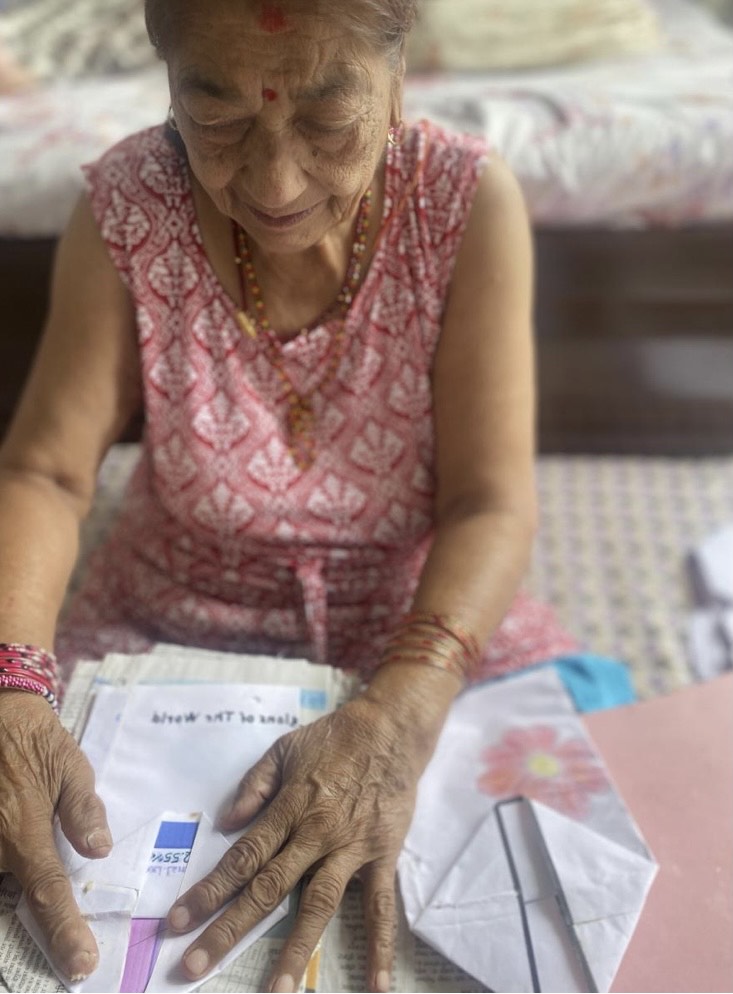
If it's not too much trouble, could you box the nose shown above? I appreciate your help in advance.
[243,124,308,212]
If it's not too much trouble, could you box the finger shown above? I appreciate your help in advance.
[10,822,99,982]
[57,749,112,859]
[180,846,310,982]
[362,860,398,994]
[169,794,293,932]
[218,744,283,831]
[267,854,357,994]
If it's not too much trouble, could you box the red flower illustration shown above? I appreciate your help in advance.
[477,724,609,818]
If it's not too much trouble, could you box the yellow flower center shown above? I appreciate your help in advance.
[526,752,561,778]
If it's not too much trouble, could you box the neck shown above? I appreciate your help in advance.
[237,181,379,339]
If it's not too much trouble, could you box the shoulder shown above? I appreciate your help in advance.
[81,125,190,266]
[390,121,521,296]
[456,154,532,279]
[82,124,188,204]
[397,119,490,200]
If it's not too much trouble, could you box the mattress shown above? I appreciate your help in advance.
[0,0,732,236]
[70,444,733,703]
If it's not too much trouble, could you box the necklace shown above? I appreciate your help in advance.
[233,188,372,469]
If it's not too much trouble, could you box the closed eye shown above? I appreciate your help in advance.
[188,117,253,140]
[297,119,353,141]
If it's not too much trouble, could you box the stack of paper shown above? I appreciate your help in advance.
[687,522,733,679]
[9,646,354,994]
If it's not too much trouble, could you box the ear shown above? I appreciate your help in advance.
[390,53,406,128]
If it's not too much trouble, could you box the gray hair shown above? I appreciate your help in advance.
[145,0,418,70]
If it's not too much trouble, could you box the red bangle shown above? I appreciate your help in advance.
[380,611,483,683]
[0,643,59,712]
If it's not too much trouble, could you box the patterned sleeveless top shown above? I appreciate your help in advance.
[59,121,575,679]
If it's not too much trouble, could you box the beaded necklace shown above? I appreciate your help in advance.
[233,188,372,470]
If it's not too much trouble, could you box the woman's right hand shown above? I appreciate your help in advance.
[0,691,112,982]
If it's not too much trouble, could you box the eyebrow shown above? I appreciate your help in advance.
[178,71,240,101]
[298,72,367,103]
[177,67,369,105]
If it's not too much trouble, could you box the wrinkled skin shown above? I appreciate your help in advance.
[0,692,112,982]
[167,687,448,993]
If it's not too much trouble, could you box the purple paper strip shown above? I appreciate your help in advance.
[120,918,165,994]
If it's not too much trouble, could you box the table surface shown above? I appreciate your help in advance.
[584,673,733,994]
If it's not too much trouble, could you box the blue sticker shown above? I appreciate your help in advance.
[300,688,327,711]
[154,820,199,849]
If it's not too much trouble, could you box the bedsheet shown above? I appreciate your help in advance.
[69,445,733,702]
[1,0,732,236]
[403,0,733,226]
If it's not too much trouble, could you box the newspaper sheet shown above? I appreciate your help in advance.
[0,649,486,993]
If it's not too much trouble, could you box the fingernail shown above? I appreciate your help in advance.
[86,828,112,852]
[184,947,209,978]
[65,949,97,981]
[272,974,295,993]
[169,905,191,930]
[376,969,391,992]
[220,800,241,826]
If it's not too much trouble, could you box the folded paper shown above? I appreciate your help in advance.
[399,669,657,992]
[413,797,657,993]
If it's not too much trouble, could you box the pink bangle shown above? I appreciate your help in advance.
[0,643,59,712]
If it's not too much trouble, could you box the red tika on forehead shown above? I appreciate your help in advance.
[259,4,288,32]
[262,88,278,101]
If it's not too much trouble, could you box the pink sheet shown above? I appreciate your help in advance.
[584,674,733,993]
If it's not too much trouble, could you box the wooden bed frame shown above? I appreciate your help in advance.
[1,223,732,454]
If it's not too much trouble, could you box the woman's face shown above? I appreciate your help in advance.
[167,1,398,253]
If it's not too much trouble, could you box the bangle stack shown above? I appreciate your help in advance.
[379,611,483,683]
[0,643,59,712]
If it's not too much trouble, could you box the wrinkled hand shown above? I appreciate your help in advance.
[168,672,455,993]
[0,691,112,981]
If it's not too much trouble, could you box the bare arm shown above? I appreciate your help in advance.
[0,192,142,982]
[413,155,537,633]
[0,192,142,645]
[367,155,537,719]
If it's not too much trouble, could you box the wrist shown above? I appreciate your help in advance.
[379,610,482,682]
[0,642,59,712]
[363,660,461,762]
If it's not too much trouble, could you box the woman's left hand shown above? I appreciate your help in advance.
[166,667,457,993]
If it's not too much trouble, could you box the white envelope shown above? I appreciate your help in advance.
[399,669,658,993]
[412,796,657,993]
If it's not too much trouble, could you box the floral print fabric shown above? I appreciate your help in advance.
[58,121,577,680]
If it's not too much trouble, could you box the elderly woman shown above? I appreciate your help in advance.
[0,0,576,990]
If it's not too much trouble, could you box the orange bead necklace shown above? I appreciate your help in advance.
[233,189,372,469]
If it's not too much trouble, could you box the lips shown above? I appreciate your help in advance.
[245,201,320,229]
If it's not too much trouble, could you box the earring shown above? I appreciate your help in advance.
[167,106,178,132]
[387,123,403,147]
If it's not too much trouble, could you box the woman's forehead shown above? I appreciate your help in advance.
[169,6,378,100]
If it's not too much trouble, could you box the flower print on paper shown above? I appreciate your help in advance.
[477,725,609,818]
